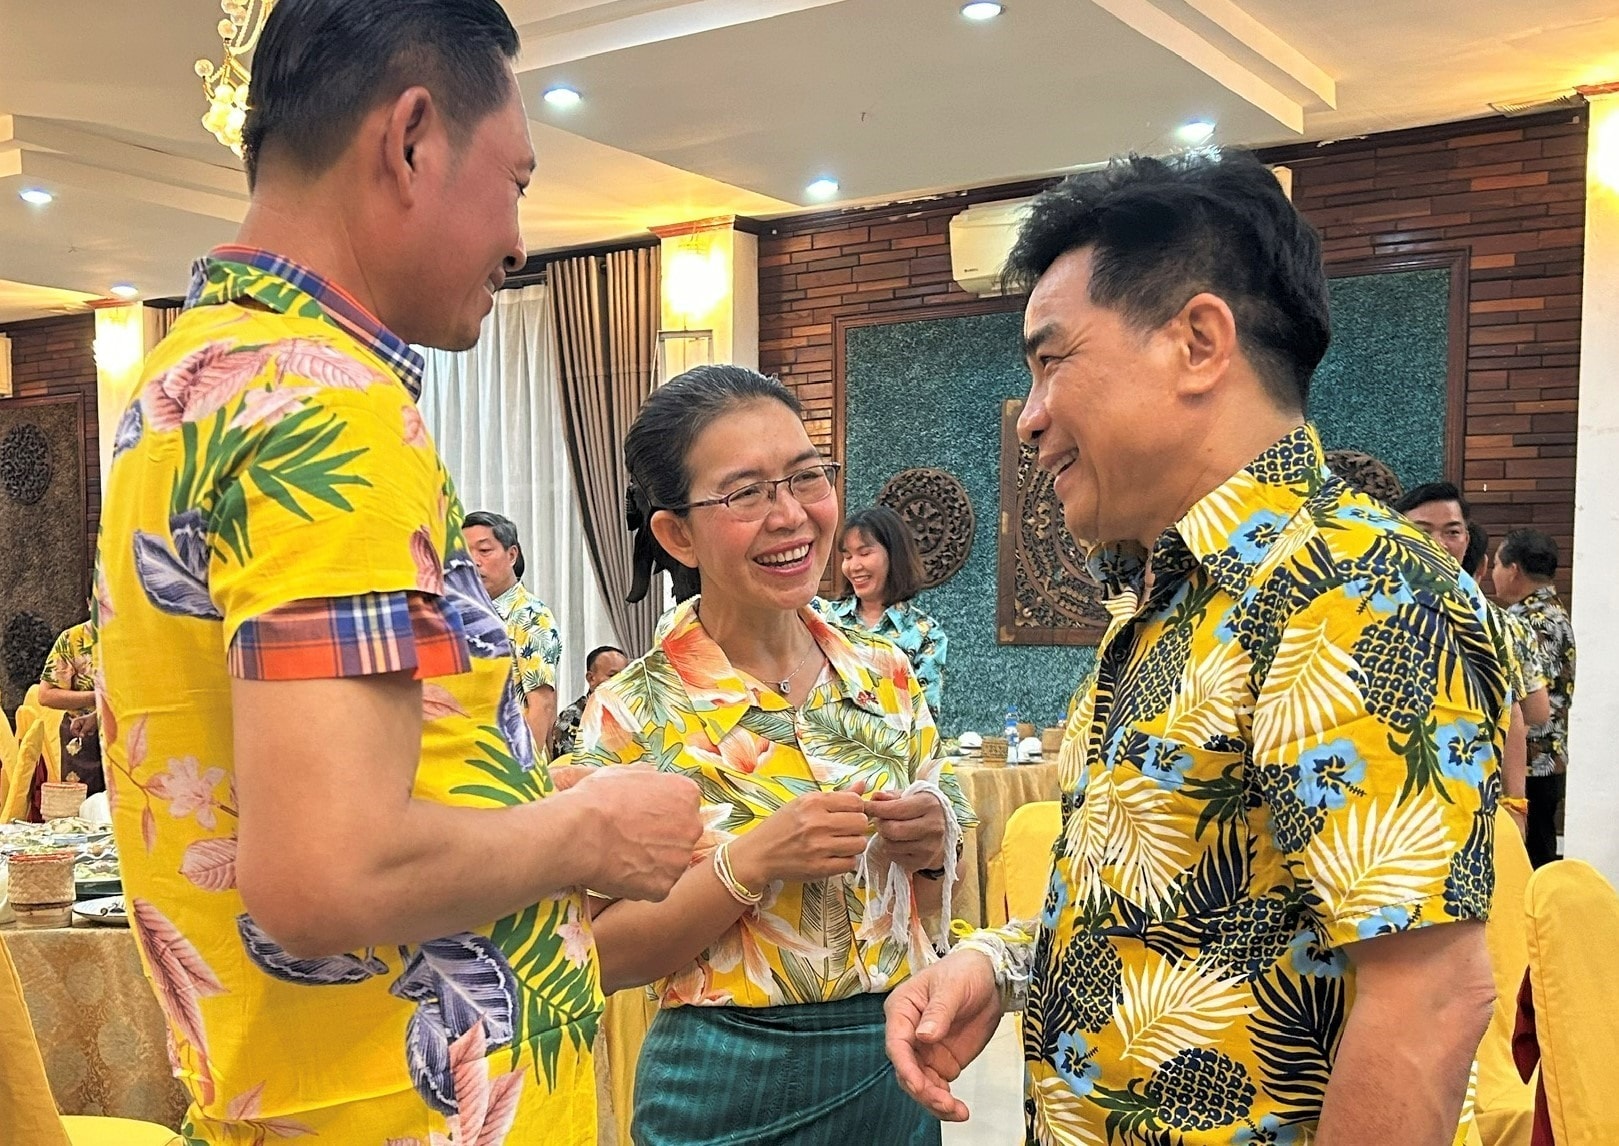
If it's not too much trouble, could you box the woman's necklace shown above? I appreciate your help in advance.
[773,635,819,696]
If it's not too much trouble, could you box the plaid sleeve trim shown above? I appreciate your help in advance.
[229,591,472,682]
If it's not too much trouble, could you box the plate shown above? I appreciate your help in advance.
[76,878,122,899]
[73,895,127,925]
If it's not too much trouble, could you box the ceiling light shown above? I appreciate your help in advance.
[543,86,582,109]
[962,2,1003,18]
[1177,120,1216,145]
[109,284,141,300]
[19,188,54,205]
[805,178,840,200]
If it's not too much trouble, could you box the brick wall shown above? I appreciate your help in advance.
[757,110,1585,597]
[0,313,99,560]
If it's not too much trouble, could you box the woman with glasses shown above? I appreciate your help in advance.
[826,505,949,722]
[574,364,975,1144]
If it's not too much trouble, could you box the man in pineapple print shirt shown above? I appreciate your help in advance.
[886,151,1509,1146]
[92,2,700,1142]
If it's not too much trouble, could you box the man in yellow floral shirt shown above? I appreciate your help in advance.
[887,151,1509,1146]
[464,510,563,750]
[93,3,699,1142]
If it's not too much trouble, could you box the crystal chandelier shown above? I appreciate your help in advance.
[194,0,277,158]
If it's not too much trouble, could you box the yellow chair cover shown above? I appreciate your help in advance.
[1,721,45,824]
[0,935,180,1145]
[15,685,41,741]
[1473,809,1535,1146]
[1525,858,1619,1145]
[600,989,658,1145]
[0,706,18,802]
[15,684,61,787]
[993,800,1061,924]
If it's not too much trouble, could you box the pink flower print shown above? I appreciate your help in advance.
[403,405,430,448]
[141,342,270,432]
[229,384,318,430]
[147,756,227,829]
[412,526,445,594]
[558,902,591,968]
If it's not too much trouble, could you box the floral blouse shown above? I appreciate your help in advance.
[573,597,976,1009]
[41,620,97,711]
[824,596,948,720]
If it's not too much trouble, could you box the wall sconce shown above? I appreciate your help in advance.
[663,236,729,323]
[1592,101,1619,192]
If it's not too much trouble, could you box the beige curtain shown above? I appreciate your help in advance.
[549,247,661,655]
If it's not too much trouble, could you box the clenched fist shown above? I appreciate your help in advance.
[566,768,702,901]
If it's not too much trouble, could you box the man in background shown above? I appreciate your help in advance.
[464,509,562,749]
[1493,528,1576,866]
[1397,482,1549,838]
[551,644,627,758]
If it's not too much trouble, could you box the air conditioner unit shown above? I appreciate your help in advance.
[949,197,1034,297]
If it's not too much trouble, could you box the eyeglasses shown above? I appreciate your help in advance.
[663,462,841,522]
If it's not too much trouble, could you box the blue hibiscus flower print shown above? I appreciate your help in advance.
[1234,1113,1305,1145]
[1333,502,1393,527]
[1228,510,1290,564]
[1294,738,1367,810]
[1053,1031,1102,1097]
[1437,719,1491,787]
[1041,873,1071,930]
[1286,929,1348,978]
[1140,740,1194,792]
[1356,904,1412,941]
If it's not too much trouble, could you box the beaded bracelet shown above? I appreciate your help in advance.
[712,842,763,907]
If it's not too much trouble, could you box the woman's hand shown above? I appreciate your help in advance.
[728,786,869,888]
[864,790,947,873]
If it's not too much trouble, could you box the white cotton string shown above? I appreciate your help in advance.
[854,779,963,971]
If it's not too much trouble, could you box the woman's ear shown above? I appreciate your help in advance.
[650,509,698,570]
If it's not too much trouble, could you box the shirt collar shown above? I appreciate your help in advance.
[830,596,910,630]
[1086,423,1325,602]
[1521,585,1559,610]
[491,580,526,619]
[186,245,426,399]
[659,596,889,746]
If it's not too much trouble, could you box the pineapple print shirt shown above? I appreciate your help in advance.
[96,249,601,1145]
[492,579,562,698]
[1005,424,1510,1146]
[574,596,976,1008]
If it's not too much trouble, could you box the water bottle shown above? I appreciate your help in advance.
[1004,704,1020,765]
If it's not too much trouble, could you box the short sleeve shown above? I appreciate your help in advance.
[40,629,76,688]
[1253,590,1493,950]
[571,678,649,768]
[205,384,449,650]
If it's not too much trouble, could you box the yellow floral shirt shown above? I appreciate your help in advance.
[574,597,976,1008]
[41,620,97,709]
[96,249,599,1145]
[1001,425,1509,1146]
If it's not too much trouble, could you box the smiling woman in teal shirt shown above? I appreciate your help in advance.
[828,505,949,721]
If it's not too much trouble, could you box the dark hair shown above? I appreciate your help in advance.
[1395,481,1472,521]
[1324,448,1403,504]
[243,0,520,189]
[842,505,925,607]
[1499,528,1559,581]
[623,365,803,604]
[1463,521,1490,579]
[462,510,524,580]
[585,646,626,674]
[1002,150,1329,410]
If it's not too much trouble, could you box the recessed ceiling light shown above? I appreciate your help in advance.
[543,86,582,108]
[1177,120,1216,145]
[961,2,1004,19]
[19,188,53,205]
[805,177,840,199]
[109,284,140,300]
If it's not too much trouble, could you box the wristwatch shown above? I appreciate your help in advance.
[917,838,965,881]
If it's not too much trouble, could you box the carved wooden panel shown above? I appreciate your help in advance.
[876,467,974,590]
[996,398,1108,645]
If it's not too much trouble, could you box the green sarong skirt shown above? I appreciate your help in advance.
[631,991,942,1145]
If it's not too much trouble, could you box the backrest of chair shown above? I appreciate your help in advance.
[1526,859,1619,1145]
[1002,800,1062,921]
[0,707,17,794]
[1,720,45,824]
[1475,809,1535,1116]
[0,935,75,1146]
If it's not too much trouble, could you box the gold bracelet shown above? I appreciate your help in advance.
[712,842,763,907]
[1501,796,1530,813]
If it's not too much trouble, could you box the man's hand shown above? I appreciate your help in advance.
[884,949,1003,1121]
[564,767,702,901]
[864,790,947,872]
[547,764,595,792]
[68,712,100,740]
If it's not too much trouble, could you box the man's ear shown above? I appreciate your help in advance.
[378,85,438,204]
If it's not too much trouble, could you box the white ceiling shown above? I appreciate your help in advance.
[1,0,1616,322]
